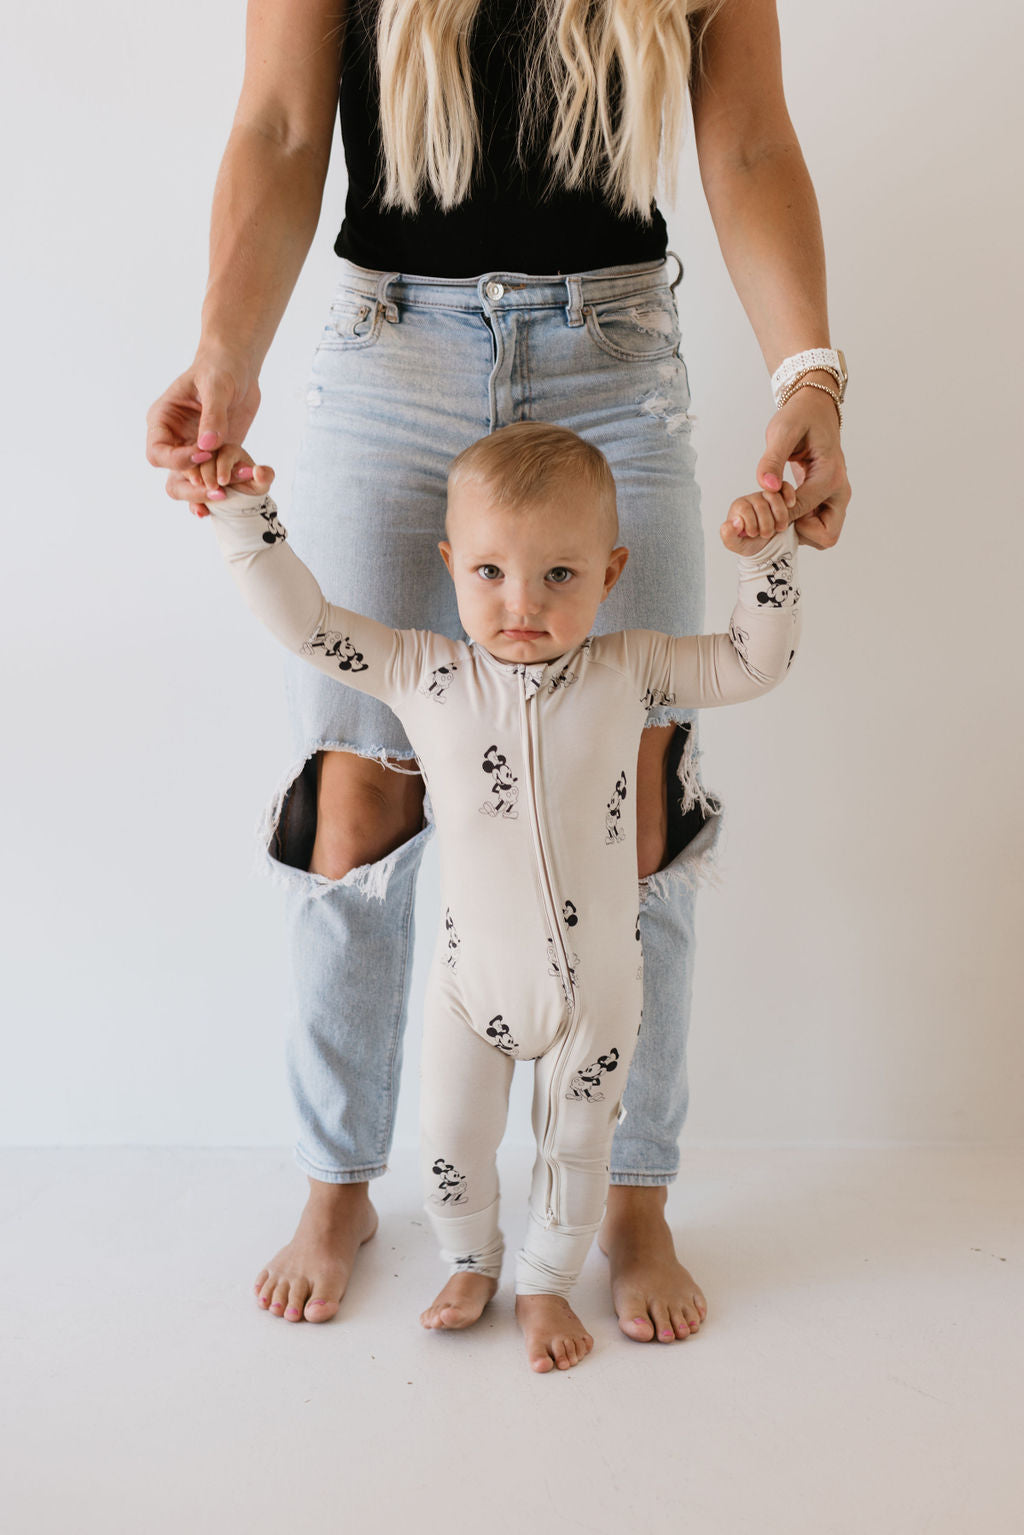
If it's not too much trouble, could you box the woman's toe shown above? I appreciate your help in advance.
[304,1288,339,1323]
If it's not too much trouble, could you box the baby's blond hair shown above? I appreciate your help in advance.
[447,422,618,542]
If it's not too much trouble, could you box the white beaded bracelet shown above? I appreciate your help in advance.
[771,348,847,407]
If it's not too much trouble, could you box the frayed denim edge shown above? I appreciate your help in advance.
[253,741,430,904]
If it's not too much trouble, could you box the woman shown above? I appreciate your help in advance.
[147,0,850,1340]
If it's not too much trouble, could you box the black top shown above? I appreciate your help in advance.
[334,0,669,276]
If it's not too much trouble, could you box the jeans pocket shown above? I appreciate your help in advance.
[583,291,681,362]
[317,293,386,352]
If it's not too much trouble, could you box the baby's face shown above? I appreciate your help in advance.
[440,480,628,664]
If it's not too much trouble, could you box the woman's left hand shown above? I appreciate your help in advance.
[755,385,851,550]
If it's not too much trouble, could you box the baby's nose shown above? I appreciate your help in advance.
[506,582,543,617]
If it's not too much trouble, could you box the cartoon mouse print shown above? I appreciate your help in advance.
[430,1159,468,1205]
[444,908,460,971]
[635,910,644,981]
[641,685,677,709]
[484,1014,519,1055]
[257,503,286,545]
[729,621,772,687]
[546,938,580,996]
[302,628,369,674]
[605,770,628,844]
[754,551,800,609]
[479,744,519,819]
[420,661,459,704]
[548,664,577,695]
[565,1048,620,1102]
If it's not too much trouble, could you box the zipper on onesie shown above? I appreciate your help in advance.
[515,665,579,1229]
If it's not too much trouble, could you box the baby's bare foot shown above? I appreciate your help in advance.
[254,1179,378,1324]
[515,1293,594,1373]
[599,1185,706,1343]
[420,1272,497,1330]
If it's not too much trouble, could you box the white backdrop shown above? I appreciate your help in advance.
[2,0,1021,1149]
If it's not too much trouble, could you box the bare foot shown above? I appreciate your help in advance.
[598,1185,707,1343]
[254,1178,378,1323]
[420,1272,497,1331]
[515,1294,594,1373]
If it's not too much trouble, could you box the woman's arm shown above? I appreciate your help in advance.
[146,0,346,504]
[690,0,851,548]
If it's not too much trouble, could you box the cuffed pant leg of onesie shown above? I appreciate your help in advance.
[517,1005,642,1297]
[420,986,513,1281]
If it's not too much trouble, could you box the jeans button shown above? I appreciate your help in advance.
[485,281,505,301]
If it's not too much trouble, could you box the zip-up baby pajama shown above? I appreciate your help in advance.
[209,490,801,1297]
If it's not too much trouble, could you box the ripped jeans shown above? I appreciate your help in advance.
[265,256,721,1185]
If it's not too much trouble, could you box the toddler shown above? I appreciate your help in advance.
[195,421,802,1372]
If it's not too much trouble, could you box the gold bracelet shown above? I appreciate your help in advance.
[776,377,843,429]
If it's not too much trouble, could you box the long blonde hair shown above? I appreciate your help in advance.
[376,0,721,217]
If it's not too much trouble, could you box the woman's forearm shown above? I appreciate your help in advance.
[697,137,832,374]
[199,121,332,373]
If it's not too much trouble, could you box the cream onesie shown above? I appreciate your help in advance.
[207,489,801,1296]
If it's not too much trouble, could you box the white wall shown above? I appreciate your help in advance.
[2,0,1021,1149]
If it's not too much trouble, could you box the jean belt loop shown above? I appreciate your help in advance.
[564,275,585,328]
[375,271,401,324]
[667,251,684,291]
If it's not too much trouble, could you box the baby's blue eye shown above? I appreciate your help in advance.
[477,565,502,581]
[547,567,573,585]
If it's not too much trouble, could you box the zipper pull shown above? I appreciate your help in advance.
[543,1207,556,1229]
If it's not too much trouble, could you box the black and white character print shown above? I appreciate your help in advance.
[453,1255,479,1269]
[546,938,580,996]
[754,550,800,610]
[419,661,459,704]
[484,1014,519,1055]
[430,1159,468,1205]
[257,502,287,544]
[605,770,628,844]
[302,628,369,674]
[444,908,460,971]
[635,910,644,982]
[565,1048,620,1102]
[562,900,579,928]
[641,685,677,709]
[729,621,773,687]
[547,663,577,695]
[479,744,519,819]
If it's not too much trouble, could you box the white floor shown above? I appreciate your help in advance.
[2,1145,1021,1535]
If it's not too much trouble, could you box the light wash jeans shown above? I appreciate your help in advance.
[263,256,721,1185]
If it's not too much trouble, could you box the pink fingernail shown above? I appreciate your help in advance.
[207,488,225,500]
[285,1307,300,1318]
[764,473,781,490]
[235,466,253,480]
[198,431,219,451]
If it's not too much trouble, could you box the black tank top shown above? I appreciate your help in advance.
[334,0,669,277]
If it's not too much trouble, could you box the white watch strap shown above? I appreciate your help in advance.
[771,349,847,405]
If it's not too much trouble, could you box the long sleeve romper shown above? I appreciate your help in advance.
[208,489,802,1296]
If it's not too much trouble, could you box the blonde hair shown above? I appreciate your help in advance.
[448,422,618,539]
[377,0,722,218]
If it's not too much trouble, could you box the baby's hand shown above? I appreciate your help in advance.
[719,482,797,556]
[184,443,276,518]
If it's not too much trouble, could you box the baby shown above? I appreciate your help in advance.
[195,421,802,1372]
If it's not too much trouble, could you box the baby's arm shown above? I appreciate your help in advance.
[202,479,405,705]
[631,504,803,709]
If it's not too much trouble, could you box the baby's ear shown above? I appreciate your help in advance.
[438,541,454,575]
[602,546,629,597]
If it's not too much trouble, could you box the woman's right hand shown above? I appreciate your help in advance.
[146,356,262,517]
